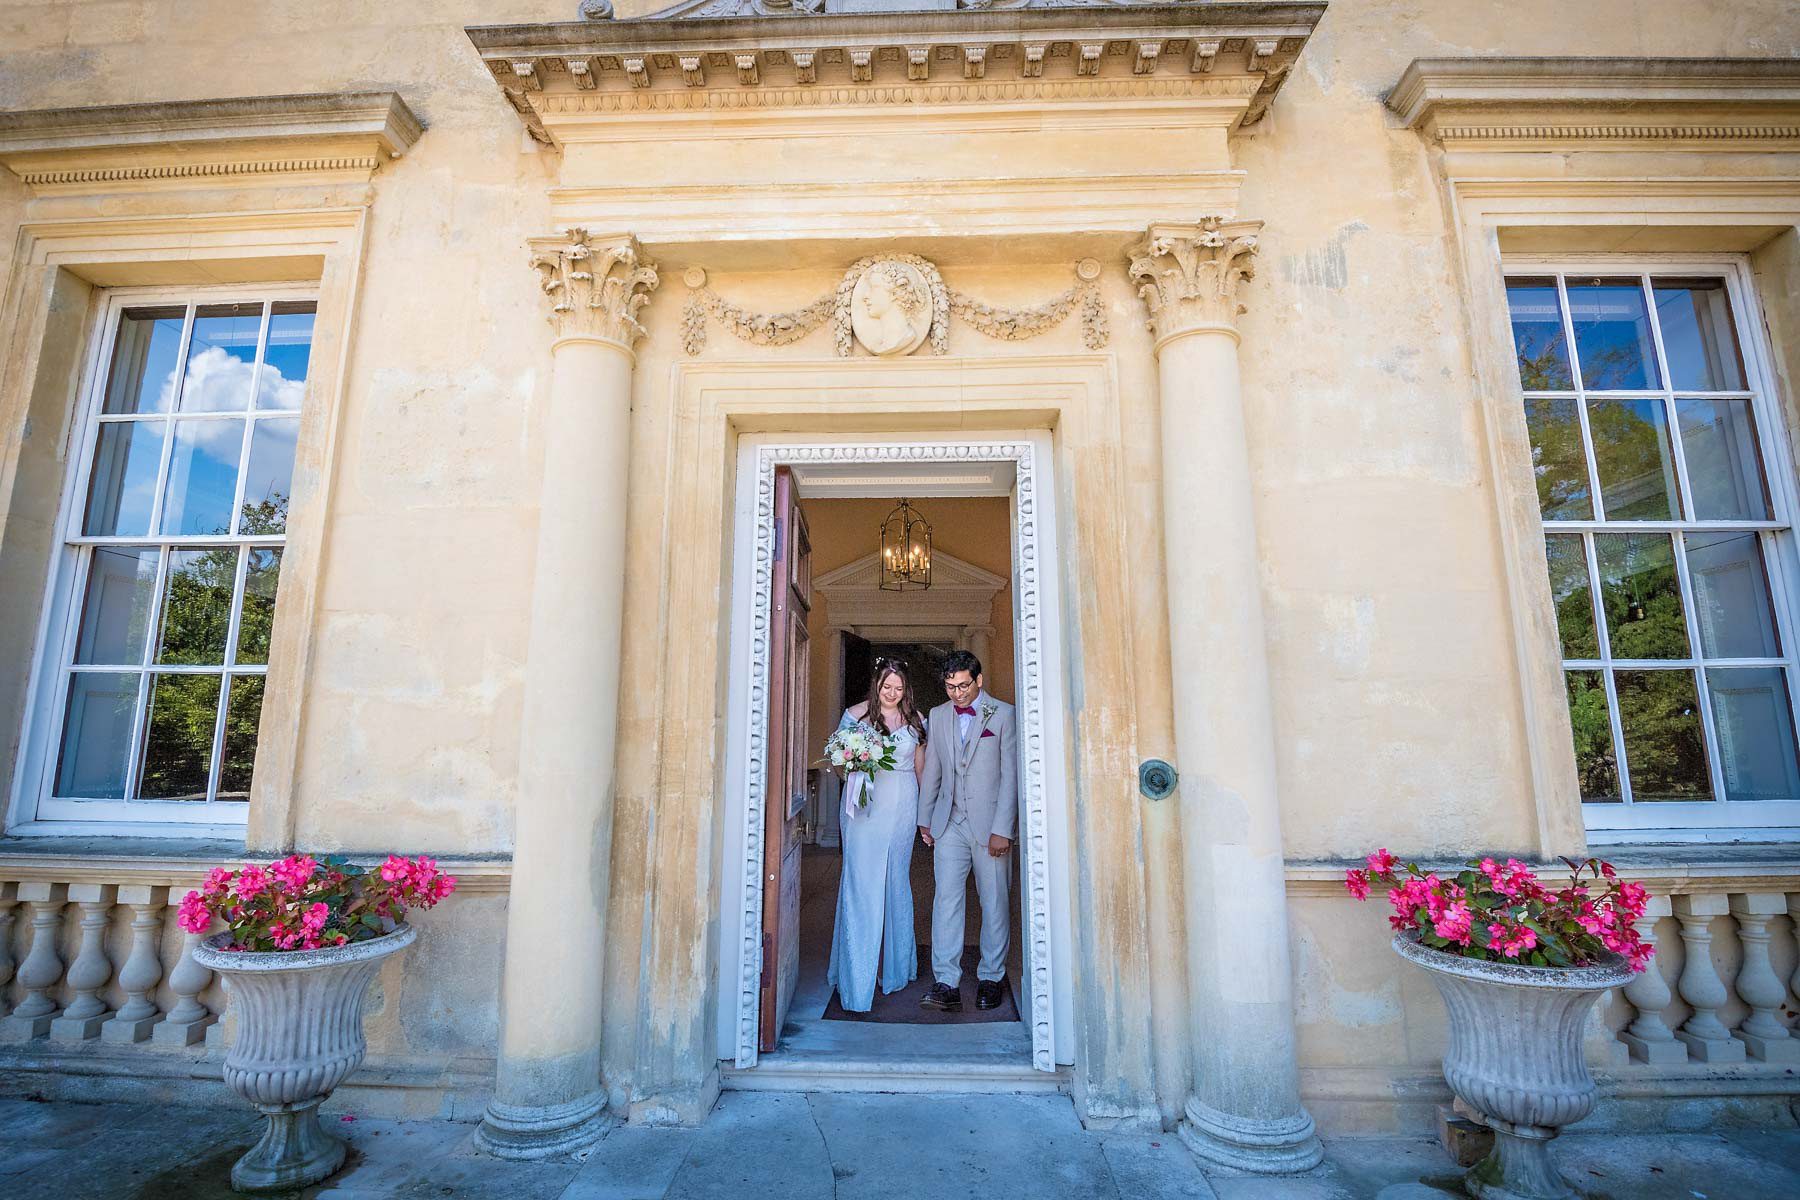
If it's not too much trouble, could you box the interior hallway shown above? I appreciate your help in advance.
[771,840,1029,1064]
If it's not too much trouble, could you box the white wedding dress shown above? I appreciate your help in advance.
[826,710,920,1012]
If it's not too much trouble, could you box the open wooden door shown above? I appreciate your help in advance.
[759,467,811,1053]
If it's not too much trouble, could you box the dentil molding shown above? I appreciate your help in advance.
[1127,217,1261,346]
[466,4,1322,143]
[0,92,422,197]
[528,228,661,348]
[1388,57,1800,148]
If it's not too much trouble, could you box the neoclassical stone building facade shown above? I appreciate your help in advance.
[2,0,1799,1172]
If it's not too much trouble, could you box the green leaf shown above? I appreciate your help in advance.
[1528,950,1547,967]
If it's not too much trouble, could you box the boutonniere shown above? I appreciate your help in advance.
[979,701,997,722]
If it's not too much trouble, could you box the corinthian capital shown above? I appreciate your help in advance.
[1126,218,1262,346]
[528,229,660,349]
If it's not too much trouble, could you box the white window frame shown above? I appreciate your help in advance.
[1506,253,1800,842]
[7,282,318,838]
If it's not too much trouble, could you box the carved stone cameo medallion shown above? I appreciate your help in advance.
[850,261,932,357]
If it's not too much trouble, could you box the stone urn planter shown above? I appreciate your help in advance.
[194,924,416,1193]
[1394,932,1633,1200]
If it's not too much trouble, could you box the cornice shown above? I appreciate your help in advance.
[466,3,1323,142]
[0,91,423,196]
[1388,57,1800,147]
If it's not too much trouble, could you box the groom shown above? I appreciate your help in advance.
[916,650,1017,1012]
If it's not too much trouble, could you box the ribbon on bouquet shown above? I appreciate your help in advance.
[842,771,867,820]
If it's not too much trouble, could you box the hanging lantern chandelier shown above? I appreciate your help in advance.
[879,498,932,591]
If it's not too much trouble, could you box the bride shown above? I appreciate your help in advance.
[827,657,926,1012]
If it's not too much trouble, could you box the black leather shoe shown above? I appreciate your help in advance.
[976,979,1005,1010]
[919,982,962,1011]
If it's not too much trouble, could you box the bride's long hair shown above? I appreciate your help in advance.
[863,658,926,741]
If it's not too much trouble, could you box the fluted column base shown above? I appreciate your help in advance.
[1178,1096,1324,1174]
[475,1092,610,1160]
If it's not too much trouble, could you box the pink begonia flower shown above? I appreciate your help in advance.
[1366,849,1397,876]
[202,867,233,898]
[1433,901,1475,946]
[235,864,271,899]
[380,855,411,883]
[271,855,319,896]
[1344,869,1371,900]
[177,890,211,934]
[429,875,457,903]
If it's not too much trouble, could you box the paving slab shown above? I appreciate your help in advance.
[563,1126,698,1200]
[1549,1130,1800,1200]
[313,1116,479,1194]
[1100,1135,1220,1200]
[807,1091,1118,1200]
[665,1091,834,1200]
[385,1150,583,1200]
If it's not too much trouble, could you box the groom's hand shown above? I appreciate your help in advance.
[918,825,934,847]
[987,834,1011,857]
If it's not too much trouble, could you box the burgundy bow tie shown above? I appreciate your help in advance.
[954,705,975,715]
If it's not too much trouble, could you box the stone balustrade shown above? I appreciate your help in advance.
[0,851,509,1059]
[0,872,222,1049]
[1607,882,1800,1067]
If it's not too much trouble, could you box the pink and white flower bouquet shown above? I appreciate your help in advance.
[178,853,457,952]
[818,722,897,813]
[1345,850,1653,972]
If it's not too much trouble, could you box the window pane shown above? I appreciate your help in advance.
[154,547,237,665]
[1685,531,1780,659]
[1565,670,1621,802]
[1677,398,1772,520]
[159,418,244,536]
[1653,279,1744,391]
[74,546,160,665]
[1523,397,1592,520]
[1567,278,1658,390]
[53,672,140,798]
[82,421,166,537]
[259,303,314,410]
[1588,398,1680,520]
[240,418,298,534]
[1614,669,1713,802]
[179,303,262,413]
[217,675,265,800]
[1707,668,1800,801]
[137,673,221,801]
[1594,533,1689,659]
[1506,279,1573,390]
[235,548,282,665]
[102,306,184,415]
[1544,535,1599,658]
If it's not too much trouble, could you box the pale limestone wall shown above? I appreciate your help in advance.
[1,0,1798,1128]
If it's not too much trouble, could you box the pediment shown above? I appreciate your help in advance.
[816,547,1006,594]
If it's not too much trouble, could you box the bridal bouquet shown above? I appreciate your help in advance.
[818,721,898,813]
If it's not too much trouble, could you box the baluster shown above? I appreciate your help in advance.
[101,885,168,1044]
[0,882,68,1040]
[1729,893,1800,1062]
[50,883,117,1039]
[1619,896,1686,1064]
[151,888,215,1047]
[0,883,17,991]
[1671,893,1747,1063]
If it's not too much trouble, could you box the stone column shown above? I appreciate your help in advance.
[965,625,995,671]
[1128,219,1322,1173]
[477,230,659,1159]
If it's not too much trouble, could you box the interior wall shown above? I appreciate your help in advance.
[798,495,1015,756]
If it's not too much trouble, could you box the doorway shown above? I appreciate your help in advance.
[718,437,1074,1082]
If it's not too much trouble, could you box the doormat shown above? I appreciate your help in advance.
[822,944,1019,1025]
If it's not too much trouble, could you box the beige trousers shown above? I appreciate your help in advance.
[930,814,1011,986]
